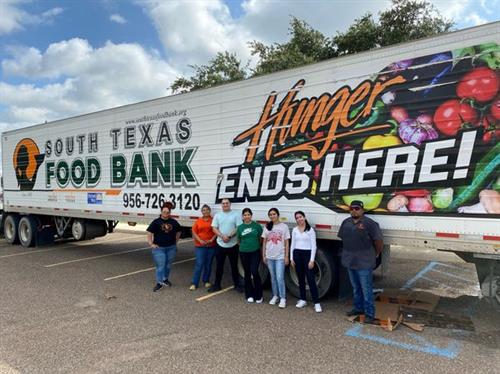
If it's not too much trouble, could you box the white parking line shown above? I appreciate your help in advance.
[44,239,194,268]
[196,286,234,302]
[0,235,141,259]
[44,246,151,268]
[104,257,196,281]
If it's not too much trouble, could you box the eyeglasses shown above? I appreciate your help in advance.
[349,207,361,211]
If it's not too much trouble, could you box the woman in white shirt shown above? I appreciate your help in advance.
[290,211,322,313]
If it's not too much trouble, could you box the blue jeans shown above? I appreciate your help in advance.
[152,245,177,283]
[347,268,375,318]
[267,258,286,299]
[191,246,216,286]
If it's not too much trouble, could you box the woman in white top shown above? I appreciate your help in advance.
[262,208,290,308]
[290,211,322,313]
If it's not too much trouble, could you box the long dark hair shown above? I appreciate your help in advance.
[294,211,311,232]
[266,208,280,231]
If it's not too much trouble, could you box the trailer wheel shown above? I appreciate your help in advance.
[285,248,335,300]
[4,214,20,244]
[18,216,38,247]
[85,220,107,239]
[72,219,86,241]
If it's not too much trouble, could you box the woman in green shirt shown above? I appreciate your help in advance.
[237,208,263,303]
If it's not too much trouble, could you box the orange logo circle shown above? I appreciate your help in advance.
[13,138,42,180]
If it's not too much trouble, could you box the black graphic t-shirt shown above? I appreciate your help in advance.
[147,217,181,247]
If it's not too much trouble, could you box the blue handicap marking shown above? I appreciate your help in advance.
[345,324,460,359]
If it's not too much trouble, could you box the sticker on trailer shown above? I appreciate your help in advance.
[87,192,103,205]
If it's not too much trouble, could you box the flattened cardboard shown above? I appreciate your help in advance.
[375,301,400,321]
[375,289,439,312]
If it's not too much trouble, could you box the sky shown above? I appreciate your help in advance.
[0,0,499,135]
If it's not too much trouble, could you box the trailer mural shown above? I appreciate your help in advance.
[219,42,500,216]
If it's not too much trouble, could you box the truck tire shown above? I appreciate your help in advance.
[72,219,86,241]
[285,248,335,300]
[18,216,38,247]
[4,214,20,245]
[85,220,107,239]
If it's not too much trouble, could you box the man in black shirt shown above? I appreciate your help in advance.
[147,203,181,292]
[338,200,383,323]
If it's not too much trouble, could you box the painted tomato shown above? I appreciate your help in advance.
[491,98,500,120]
[433,100,478,136]
[457,67,499,102]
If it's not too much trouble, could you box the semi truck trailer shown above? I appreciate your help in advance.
[1,22,499,304]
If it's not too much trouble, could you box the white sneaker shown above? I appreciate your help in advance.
[314,303,323,313]
[247,297,255,303]
[296,300,307,308]
[279,298,286,308]
[255,298,263,304]
[269,296,279,305]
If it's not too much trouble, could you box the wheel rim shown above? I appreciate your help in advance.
[72,221,83,239]
[19,221,30,243]
[5,218,15,240]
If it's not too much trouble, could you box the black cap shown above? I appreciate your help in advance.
[349,200,364,209]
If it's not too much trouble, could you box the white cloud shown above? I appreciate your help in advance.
[464,12,488,26]
[0,39,179,127]
[141,0,254,68]
[110,14,127,24]
[42,7,64,19]
[0,0,64,35]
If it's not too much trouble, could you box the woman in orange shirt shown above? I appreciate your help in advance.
[190,204,217,290]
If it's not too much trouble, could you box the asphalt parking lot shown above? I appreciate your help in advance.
[1,225,499,373]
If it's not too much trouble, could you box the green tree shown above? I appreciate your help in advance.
[170,52,247,93]
[333,0,453,56]
[249,17,333,76]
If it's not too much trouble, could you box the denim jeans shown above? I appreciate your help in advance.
[347,268,375,318]
[191,246,216,286]
[267,258,286,299]
[152,245,177,283]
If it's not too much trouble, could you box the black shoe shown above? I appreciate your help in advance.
[363,316,375,324]
[153,283,163,292]
[207,285,222,293]
[235,286,244,293]
[345,309,363,317]
[163,279,172,287]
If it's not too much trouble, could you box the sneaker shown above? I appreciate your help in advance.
[363,316,375,324]
[247,297,255,303]
[204,282,212,289]
[314,303,323,313]
[189,284,196,291]
[345,309,363,317]
[269,296,279,305]
[278,299,286,308]
[235,286,245,293]
[153,283,163,292]
[255,298,263,304]
[296,300,307,308]
[163,280,172,287]
[207,285,222,293]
